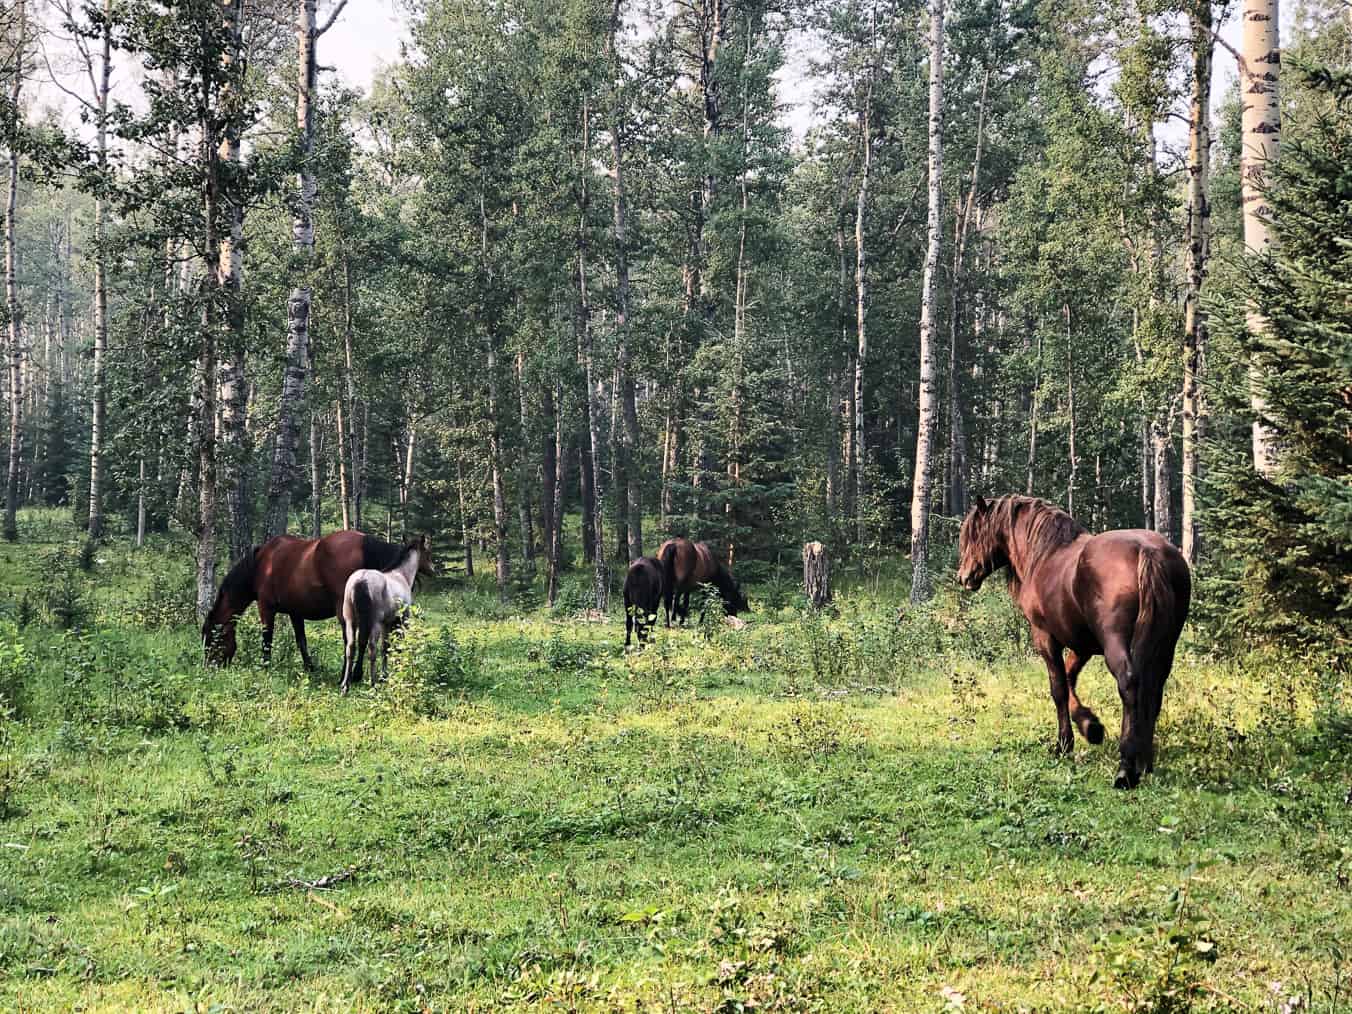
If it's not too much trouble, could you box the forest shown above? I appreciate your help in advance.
[1,0,1350,1009]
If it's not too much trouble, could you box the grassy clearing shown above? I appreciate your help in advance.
[1,511,1349,1011]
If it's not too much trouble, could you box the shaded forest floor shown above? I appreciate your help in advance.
[1,511,1349,1012]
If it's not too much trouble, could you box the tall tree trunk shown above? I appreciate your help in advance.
[1153,416,1174,541]
[516,349,536,570]
[947,67,988,520]
[578,95,608,610]
[86,0,112,541]
[340,252,360,529]
[264,0,335,538]
[1240,0,1281,477]
[1182,0,1213,564]
[853,19,875,545]
[455,455,474,579]
[909,0,945,604]
[335,398,350,529]
[3,0,26,543]
[486,333,511,601]
[540,380,557,549]
[1065,304,1077,516]
[611,0,642,562]
[546,380,566,606]
[309,398,322,537]
[217,0,250,562]
[1027,330,1041,496]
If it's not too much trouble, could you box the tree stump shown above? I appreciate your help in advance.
[803,541,832,608]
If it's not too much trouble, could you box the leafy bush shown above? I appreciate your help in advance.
[379,609,480,717]
[0,620,29,718]
[128,563,198,630]
[44,557,92,630]
[53,628,193,732]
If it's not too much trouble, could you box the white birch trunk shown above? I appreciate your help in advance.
[1182,2,1212,564]
[909,0,944,604]
[263,0,324,539]
[1240,0,1281,477]
[87,0,112,540]
[3,0,26,542]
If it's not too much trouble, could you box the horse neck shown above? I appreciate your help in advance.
[211,588,253,628]
[387,549,419,593]
[1004,512,1078,584]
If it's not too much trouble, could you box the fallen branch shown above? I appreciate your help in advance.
[281,866,359,891]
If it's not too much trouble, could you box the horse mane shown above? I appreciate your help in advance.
[993,495,1086,573]
[203,546,259,637]
[361,534,407,572]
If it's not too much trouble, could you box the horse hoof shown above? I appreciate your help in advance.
[1086,721,1105,745]
[1113,771,1133,790]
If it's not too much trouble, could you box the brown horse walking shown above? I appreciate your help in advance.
[956,495,1191,789]
[203,530,415,671]
[657,538,749,626]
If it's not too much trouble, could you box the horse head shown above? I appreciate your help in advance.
[414,534,436,578]
[203,547,259,665]
[717,566,750,617]
[202,600,240,666]
[957,494,1009,592]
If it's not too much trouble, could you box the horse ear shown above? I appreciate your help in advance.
[975,494,989,513]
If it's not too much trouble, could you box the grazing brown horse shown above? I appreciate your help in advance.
[203,530,413,669]
[623,556,665,647]
[657,538,748,626]
[957,495,1191,789]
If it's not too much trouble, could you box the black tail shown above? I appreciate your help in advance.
[660,543,677,626]
[352,580,375,687]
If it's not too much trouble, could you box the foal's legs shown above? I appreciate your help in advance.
[368,627,381,686]
[1064,651,1106,745]
[1035,633,1075,755]
[340,615,355,693]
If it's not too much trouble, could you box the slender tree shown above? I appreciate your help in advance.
[3,0,26,543]
[909,0,944,603]
[1239,0,1281,477]
[1181,0,1213,563]
[263,0,348,538]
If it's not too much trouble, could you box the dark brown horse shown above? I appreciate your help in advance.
[203,530,413,669]
[657,538,748,626]
[956,495,1191,789]
[623,556,665,647]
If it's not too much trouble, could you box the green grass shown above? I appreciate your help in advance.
[1,509,1349,1011]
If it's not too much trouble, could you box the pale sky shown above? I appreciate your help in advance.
[29,1,1252,161]
[320,0,408,97]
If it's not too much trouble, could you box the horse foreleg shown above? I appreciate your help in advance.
[291,616,315,671]
[259,605,276,665]
[1064,651,1106,745]
[1035,634,1074,756]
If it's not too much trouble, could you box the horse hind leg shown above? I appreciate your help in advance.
[1104,640,1147,790]
[1064,651,1106,745]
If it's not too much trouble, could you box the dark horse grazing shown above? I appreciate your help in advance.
[957,495,1191,789]
[657,538,749,626]
[203,530,413,669]
[623,556,665,647]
